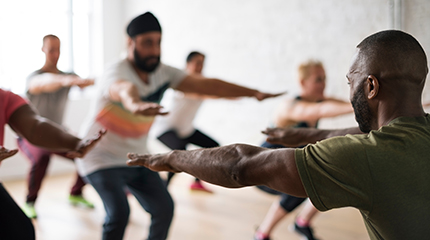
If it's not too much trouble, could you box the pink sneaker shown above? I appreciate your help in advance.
[190,181,213,193]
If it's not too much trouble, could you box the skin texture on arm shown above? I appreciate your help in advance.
[28,73,94,94]
[109,80,168,116]
[127,143,307,197]
[175,75,284,101]
[262,126,363,147]
[8,104,105,157]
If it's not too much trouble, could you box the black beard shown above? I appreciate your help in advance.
[351,86,373,133]
[134,49,160,72]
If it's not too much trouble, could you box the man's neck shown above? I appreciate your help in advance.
[41,62,59,73]
[376,101,426,129]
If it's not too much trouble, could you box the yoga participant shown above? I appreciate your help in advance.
[127,30,430,240]
[255,60,353,240]
[0,88,104,240]
[20,34,95,219]
[76,12,282,240]
[151,51,220,192]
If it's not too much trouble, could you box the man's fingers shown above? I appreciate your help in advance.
[0,148,19,162]
[66,151,80,158]
[2,149,19,157]
[273,91,287,97]
[126,153,146,166]
[68,129,107,159]
[96,129,107,139]
[157,111,169,116]
[8,149,19,156]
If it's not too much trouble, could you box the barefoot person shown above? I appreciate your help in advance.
[127,30,430,239]
[19,34,95,219]
[0,88,104,240]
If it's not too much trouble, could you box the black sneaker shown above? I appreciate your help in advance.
[294,222,319,240]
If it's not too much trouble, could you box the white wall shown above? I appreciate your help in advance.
[122,0,430,144]
[2,0,430,181]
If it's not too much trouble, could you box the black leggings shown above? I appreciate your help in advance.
[0,183,35,240]
[258,141,307,212]
[157,129,219,185]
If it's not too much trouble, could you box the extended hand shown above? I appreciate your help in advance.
[255,91,286,101]
[262,127,305,147]
[0,146,18,162]
[66,129,107,158]
[76,78,95,89]
[127,152,180,173]
[130,102,169,116]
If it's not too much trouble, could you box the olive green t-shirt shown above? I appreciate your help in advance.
[295,114,430,240]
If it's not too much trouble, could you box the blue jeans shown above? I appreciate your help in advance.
[86,167,174,240]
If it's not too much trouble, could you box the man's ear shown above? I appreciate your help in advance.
[127,37,134,48]
[366,75,379,99]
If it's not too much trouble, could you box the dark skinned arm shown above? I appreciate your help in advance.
[8,104,105,157]
[127,144,306,197]
[262,126,363,147]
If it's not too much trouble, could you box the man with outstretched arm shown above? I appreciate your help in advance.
[128,30,430,239]
[19,34,95,218]
[75,12,283,240]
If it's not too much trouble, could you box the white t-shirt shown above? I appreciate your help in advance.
[150,89,203,138]
[76,59,186,176]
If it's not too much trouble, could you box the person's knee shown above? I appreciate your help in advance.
[161,196,174,220]
[152,195,174,221]
[106,206,130,227]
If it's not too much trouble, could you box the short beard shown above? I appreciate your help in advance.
[134,49,160,72]
[351,86,373,133]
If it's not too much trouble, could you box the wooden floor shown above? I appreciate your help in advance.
[3,172,369,240]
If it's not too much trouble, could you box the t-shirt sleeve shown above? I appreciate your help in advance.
[3,90,28,123]
[295,135,373,213]
[162,65,187,89]
[100,62,128,99]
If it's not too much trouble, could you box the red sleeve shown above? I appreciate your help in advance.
[1,89,28,124]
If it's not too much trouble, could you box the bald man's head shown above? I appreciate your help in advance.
[42,34,61,68]
[357,30,428,86]
[348,30,428,133]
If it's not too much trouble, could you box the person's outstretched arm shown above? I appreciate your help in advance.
[109,80,168,116]
[8,104,105,157]
[175,75,285,101]
[28,73,94,94]
[127,143,306,197]
[278,99,353,124]
[262,127,363,147]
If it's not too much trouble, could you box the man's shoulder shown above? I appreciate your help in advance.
[315,133,368,151]
[27,69,44,79]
